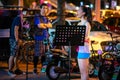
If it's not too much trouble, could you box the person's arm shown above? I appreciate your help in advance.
[13,16,21,42]
[37,22,52,29]
[37,23,47,29]
[44,22,52,28]
[85,22,91,40]
[14,26,19,42]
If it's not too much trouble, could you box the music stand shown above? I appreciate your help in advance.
[54,25,86,80]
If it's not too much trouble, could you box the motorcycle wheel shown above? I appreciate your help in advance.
[46,63,60,80]
[21,41,34,64]
[98,65,112,80]
[98,65,105,80]
[98,52,114,80]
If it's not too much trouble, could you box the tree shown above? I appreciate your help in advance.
[57,0,65,25]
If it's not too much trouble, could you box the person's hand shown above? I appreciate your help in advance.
[16,39,22,46]
[38,23,46,29]
[46,22,52,28]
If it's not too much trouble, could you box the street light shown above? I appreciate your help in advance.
[80,1,83,6]
[90,4,94,8]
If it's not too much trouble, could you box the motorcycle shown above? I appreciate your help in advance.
[98,34,120,80]
[98,51,120,80]
[46,47,96,80]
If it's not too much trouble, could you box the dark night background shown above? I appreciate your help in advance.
[1,0,106,9]
[1,0,91,6]
[66,0,91,6]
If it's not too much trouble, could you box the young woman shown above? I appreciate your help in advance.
[77,6,92,80]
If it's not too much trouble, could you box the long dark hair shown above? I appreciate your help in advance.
[81,6,92,25]
[40,3,48,8]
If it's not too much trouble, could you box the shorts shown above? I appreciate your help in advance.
[9,39,18,56]
[34,40,46,56]
[77,52,90,59]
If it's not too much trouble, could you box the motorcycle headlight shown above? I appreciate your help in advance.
[102,52,114,60]
[116,43,120,50]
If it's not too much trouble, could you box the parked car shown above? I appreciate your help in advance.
[47,9,77,22]
[100,9,112,19]
[100,9,120,20]
[49,19,120,52]
[102,16,120,34]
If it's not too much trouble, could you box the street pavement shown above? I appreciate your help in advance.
[0,61,98,80]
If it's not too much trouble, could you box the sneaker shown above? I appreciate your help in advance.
[14,69,24,75]
[8,70,16,77]
[33,69,38,75]
[41,65,47,73]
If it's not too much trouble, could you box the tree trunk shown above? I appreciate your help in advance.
[57,0,65,25]
[95,0,101,22]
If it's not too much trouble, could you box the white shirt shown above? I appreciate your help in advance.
[77,20,91,53]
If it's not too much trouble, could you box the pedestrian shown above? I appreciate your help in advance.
[33,3,52,74]
[8,8,28,77]
[76,6,92,80]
